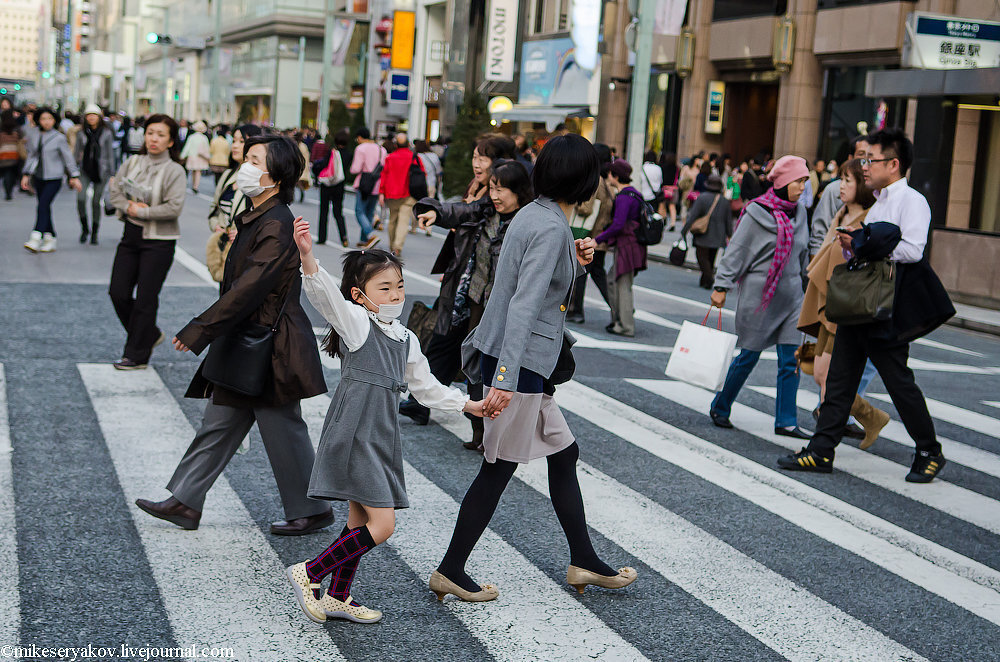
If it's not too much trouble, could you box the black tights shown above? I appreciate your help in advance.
[437,442,614,592]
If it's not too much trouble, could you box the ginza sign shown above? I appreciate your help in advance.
[904,12,1000,69]
[485,0,519,82]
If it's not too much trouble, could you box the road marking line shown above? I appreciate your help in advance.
[172,246,217,287]
[571,329,672,353]
[984,402,1000,410]
[868,392,1000,440]
[632,379,1000,537]
[0,365,20,648]
[430,409,928,660]
[300,394,649,661]
[750,387,1000,480]
[78,365,347,660]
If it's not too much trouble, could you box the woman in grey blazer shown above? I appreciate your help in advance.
[20,107,82,253]
[430,135,638,602]
[73,104,115,244]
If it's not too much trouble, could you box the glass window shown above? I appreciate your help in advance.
[529,0,571,36]
[712,0,786,21]
[971,111,1000,234]
[817,66,905,164]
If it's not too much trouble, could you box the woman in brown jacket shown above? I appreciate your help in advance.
[797,159,889,449]
[135,135,334,536]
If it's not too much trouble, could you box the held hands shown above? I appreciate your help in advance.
[836,232,853,253]
[483,387,514,418]
[172,337,190,352]
[417,210,437,230]
[463,399,497,419]
[575,237,596,266]
[710,290,727,309]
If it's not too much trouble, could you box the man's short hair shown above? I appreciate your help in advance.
[866,127,913,175]
[354,127,371,140]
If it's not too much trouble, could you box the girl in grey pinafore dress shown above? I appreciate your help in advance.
[286,240,484,625]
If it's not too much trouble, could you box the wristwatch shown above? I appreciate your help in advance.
[713,287,728,293]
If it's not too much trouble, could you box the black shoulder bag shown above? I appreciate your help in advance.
[202,289,292,396]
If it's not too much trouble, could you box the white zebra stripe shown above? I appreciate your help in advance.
[78,364,347,661]
[867,392,1000,440]
[430,408,928,662]
[0,365,20,649]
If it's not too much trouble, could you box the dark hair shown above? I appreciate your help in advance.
[839,158,876,209]
[699,161,712,176]
[849,133,868,155]
[355,127,371,140]
[0,109,16,133]
[243,134,304,204]
[34,106,58,128]
[659,151,678,182]
[531,134,600,205]
[643,149,657,163]
[474,133,517,161]
[230,124,263,169]
[866,127,913,175]
[413,139,430,153]
[321,249,404,358]
[594,143,613,177]
[140,113,182,162]
[333,128,351,149]
[489,159,534,208]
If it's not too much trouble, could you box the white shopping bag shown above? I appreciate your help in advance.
[665,309,737,392]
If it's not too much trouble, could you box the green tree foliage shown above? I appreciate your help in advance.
[327,99,351,138]
[442,91,490,199]
[350,106,366,134]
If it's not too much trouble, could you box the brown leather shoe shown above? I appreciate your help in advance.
[135,496,201,530]
[270,511,335,536]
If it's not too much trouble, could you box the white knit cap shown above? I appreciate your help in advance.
[83,104,103,118]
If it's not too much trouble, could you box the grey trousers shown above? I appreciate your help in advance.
[167,399,329,520]
[77,173,106,227]
[606,248,636,335]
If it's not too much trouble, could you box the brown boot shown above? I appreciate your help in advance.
[851,395,891,450]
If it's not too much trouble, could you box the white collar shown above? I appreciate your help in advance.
[367,310,408,342]
[873,177,908,201]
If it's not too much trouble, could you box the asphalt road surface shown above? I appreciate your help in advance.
[2,181,999,661]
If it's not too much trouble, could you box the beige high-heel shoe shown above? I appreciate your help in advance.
[566,565,638,594]
[429,570,499,602]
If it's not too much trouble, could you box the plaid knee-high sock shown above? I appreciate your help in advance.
[328,527,364,602]
[306,525,377,591]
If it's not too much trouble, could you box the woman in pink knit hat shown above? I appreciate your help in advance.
[706,155,812,437]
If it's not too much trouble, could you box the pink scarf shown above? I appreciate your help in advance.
[735,187,797,310]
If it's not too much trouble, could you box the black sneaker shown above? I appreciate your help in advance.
[399,398,430,425]
[113,358,148,370]
[905,451,946,483]
[777,447,833,473]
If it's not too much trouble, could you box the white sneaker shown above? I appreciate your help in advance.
[23,231,42,252]
[39,233,56,253]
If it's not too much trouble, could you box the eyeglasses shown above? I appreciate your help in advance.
[860,157,894,167]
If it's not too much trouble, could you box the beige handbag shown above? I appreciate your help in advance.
[689,194,721,235]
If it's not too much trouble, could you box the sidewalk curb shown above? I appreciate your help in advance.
[648,249,1000,338]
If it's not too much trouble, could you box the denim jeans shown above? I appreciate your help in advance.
[33,178,63,235]
[353,193,377,242]
[712,344,800,428]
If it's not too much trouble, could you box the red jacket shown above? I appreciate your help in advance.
[381,148,424,200]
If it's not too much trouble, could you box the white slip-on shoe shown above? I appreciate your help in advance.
[39,233,57,252]
[320,594,383,623]
[24,231,42,252]
[286,561,326,623]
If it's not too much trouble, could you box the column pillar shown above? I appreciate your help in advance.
[676,0,721,158]
[773,0,823,158]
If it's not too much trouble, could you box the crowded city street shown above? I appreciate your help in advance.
[2,180,1000,660]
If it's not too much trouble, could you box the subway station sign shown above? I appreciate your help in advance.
[903,12,1000,70]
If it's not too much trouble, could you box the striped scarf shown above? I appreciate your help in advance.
[736,187,798,310]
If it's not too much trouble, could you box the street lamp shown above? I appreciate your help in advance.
[675,25,695,78]
[772,14,796,73]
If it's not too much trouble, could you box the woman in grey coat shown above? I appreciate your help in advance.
[682,174,733,288]
[20,107,82,253]
[708,156,811,437]
[431,135,638,603]
[73,104,115,244]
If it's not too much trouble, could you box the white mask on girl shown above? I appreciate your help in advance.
[358,291,404,323]
[236,162,275,198]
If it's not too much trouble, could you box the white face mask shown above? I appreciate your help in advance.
[236,162,275,198]
[358,290,404,323]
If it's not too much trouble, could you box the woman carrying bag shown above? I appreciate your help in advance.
[21,107,83,253]
[314,129,350,247]
[106,114,187,370]
[682,174,732,289]
[135,134,333,537]
[797,159,890,449]
[73,104,115,245]
[205,124,262,282]
[708,155,811,437]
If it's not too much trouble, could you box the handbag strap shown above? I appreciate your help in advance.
[701,306,723,330]
[269,286,294,332]
[707,194,722,215]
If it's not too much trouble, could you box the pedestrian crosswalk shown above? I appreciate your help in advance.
[3,359,1000,660]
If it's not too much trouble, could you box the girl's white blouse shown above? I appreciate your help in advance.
[302,263,469,412]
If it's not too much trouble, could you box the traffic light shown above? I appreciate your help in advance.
[41,71,51,79]
[0,88,6,95]
[13,84,20,91]
[146,33,172,45]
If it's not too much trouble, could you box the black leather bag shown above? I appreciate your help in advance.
[202,291,291,396]
[669,236,688,266]
[408,151,428,200]
[357,163,382,198]
[825,258,896,326]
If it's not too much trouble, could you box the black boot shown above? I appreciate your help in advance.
[79,216,89,243]
[89,220,99,245]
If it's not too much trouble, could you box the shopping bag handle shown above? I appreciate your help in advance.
[702,306,722,330]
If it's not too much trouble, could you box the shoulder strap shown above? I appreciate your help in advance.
[642,165,654,191]
[707,194,722,215]
[270,287,293,332]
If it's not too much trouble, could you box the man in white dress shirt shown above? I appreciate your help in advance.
[779,128,947,483]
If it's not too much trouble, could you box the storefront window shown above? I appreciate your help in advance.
[712,1,786,21]
[818,66,904,163]
[971,110,1000,234]
[817,0,899,8]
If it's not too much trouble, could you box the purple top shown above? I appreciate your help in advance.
[596,186,642,244]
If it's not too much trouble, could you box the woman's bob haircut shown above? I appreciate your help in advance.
[243,134,304,205]
[530,133,600,205]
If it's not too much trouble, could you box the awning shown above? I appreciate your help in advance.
[490,105,592,131]
[865,67,1000,97]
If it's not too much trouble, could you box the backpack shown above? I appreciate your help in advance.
[619,189,664,246]
[408,150,428,200]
